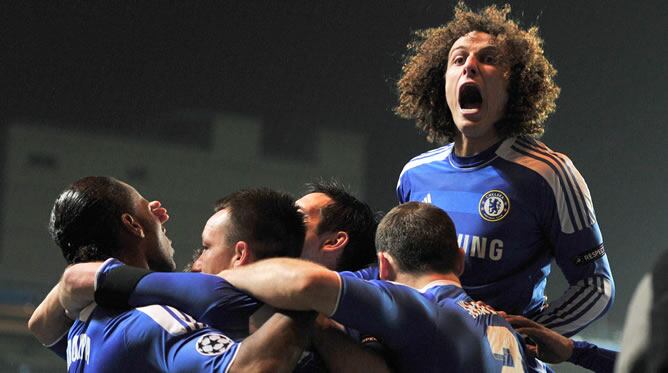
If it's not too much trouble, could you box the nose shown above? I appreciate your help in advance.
[191,258,203,272]
[462,56,479,77]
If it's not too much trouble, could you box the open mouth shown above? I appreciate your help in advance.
[459,84,482,110]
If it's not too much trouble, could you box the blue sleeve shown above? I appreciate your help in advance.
[532,160,614,336]
[340,265,379,281]
[47,334,68,360]
[162,333,240,373]
[331,274,487,373]
[567,340,616,373]
[167,339,240,373]
[97,258,126,274]
[123,309,241,372]
[331,274,435,340]
[396,168,411,203]
[130,272,261,338]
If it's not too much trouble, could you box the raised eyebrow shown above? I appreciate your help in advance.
[448,46,467,59]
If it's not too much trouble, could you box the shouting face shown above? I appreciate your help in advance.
[445,31,510,144]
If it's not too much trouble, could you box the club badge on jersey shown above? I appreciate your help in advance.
[478,190,510,222]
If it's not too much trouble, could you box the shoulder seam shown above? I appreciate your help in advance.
[137,305,206,336]
[496,137,596,233]
[398,144,453,179]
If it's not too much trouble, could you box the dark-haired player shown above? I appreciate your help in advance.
[217,202,547,372]
[28,177,312,372]
[76,181,385,371]
[394,3,613,336]
[207,180,378,273]
[112,181,379,333]
[296,180,378,272]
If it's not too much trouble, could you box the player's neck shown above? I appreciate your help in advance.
[454,132,500,157]
[395,272,461,290]
[117,250,150,270]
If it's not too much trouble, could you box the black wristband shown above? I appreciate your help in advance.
[94,266,152,309]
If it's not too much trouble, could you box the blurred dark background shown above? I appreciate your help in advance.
[2,1,667,371]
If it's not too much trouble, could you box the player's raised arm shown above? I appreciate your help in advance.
[28,262,104,353]
[59,262,103,317]
[92,262,261,331]
[28,283,73,350]
[222,258,392,372]
[219,258,341,316]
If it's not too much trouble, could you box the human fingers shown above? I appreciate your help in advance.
[513,326,545,340]
[504,314,542,329]
[149,200,169,223]
[155,208,169,223]
[524,343,538,359]
[514,326,573,364]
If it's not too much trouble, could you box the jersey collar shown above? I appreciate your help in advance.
[449,139,504,169]
[419,279,461,293]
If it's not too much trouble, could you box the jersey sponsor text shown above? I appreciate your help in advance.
[457,300,497,319]
[458,234,503,261]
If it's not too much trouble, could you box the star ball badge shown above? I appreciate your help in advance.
[196,333,233,356]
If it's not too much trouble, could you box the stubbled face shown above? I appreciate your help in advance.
[125,184,176,272]
[192,209,236,274]
[296,192,339,270]
[445,31,510,141]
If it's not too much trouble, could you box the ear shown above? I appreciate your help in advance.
[454,247,465,276]
[322,231,349,253]
[121,213,145,239]
[377,252,397,281]
[232,241,253,267]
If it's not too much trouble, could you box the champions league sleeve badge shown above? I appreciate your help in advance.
[479,190,510,222]
[195,333,234,356]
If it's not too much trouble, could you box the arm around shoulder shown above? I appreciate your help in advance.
[28,283,73,346]
[220,258,341,315]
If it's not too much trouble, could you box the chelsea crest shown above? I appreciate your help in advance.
[479,190,510,222]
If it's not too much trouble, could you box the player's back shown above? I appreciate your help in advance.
[65,303,239,372]
[333,273,489,372]
[425,283,544,372]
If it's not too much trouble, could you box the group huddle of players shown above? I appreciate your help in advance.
[28,4,618,373]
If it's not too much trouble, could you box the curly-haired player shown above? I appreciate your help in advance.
[395,3,613,337]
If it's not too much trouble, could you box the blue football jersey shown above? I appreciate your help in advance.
[91,258,261,341]
[95,260,325,371]
[332,272,490,373]
[568,340,617,372]
[128,271,261,341]
[424,281,545,373]
[397,136,614,336]
[61,303,239,372]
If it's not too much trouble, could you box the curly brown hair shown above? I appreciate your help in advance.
[395,3,560,144]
